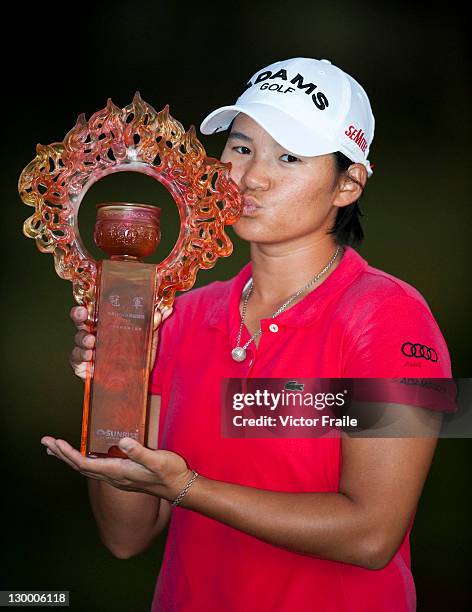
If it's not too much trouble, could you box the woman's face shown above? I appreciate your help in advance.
[220,113,349,246]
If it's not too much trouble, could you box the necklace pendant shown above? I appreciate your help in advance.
[231,347,247,362]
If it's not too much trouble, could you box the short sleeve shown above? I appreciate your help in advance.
[343,294,452,378]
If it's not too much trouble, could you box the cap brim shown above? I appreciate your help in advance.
[200,102,338,158]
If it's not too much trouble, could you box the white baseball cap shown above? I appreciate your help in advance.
[200,57,375,176]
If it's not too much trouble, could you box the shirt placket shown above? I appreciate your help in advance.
[238,318,284,378]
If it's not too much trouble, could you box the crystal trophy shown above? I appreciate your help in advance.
[19,93,242,458]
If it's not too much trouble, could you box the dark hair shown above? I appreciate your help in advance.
[328,151,365,247]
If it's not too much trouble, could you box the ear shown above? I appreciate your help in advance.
[333,163,368,208]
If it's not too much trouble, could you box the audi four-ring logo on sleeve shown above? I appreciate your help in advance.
[401,342,438,362]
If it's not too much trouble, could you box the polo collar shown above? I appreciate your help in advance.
[206,246,368,332]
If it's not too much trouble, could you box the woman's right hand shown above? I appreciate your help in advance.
[69,305,173,381]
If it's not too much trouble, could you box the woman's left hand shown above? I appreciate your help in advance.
[40,436,192,501]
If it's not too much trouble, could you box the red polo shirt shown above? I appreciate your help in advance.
[149,246,451,612]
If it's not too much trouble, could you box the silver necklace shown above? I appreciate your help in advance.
[231,246,342,362]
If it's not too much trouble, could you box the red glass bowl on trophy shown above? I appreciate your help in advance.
[19,93,242,458]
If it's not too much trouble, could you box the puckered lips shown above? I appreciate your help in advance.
[242,195,262,217]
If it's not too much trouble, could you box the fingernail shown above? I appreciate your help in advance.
[119,438,134,452]
[46,449,54,456]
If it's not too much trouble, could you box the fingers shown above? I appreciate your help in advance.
[74,330,96,350]
[117,438,158,472]
[70,306,89,330]
[70,322,95,381]
[153,306,173,331]
[162,306,173,322]
[40,437,176,497]
[73,304,173,332]
[70,361,90,381]
[55,439,95,474]
[42,438,157,493]
[42,437,114,478]
[69,347,93,381]
[41,437,80,472]
[69,304,173,381]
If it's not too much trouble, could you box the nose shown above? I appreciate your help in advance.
[240,157,271,192]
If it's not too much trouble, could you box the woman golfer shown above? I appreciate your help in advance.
[42,58,451,611]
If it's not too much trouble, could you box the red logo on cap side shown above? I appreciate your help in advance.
[345,125,367,153]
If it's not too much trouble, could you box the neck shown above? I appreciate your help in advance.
[249,237,343,304]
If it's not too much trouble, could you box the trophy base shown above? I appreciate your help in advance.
[85,445,130,459]
[81,259,158,458]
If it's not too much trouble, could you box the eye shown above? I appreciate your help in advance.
[232,145,252,155]
[280,153,301,163]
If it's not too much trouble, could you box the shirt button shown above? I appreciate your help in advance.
[269,323,279,333]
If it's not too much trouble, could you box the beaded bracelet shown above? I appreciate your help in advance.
[171,470,199,506]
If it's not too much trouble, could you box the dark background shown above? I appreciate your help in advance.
[2,1,470,610]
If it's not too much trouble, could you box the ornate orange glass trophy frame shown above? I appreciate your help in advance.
[19,93,242,458]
